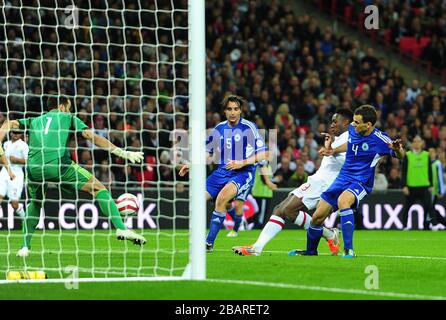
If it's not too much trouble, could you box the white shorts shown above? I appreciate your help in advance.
[289,176,330,211]
[0,169,24,201]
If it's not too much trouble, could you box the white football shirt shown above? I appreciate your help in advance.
[3,139,29,172]
[310,131,348,183]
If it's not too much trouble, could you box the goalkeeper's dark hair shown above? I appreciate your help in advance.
[335,108,353,123]
[47,96,70,111]
[354,104,378,125]
[221,94,247,111]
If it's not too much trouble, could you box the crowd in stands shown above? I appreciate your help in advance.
[323,0,446,71]
[0,0,189,189]
[206,0,446,189]
[0,0,445,191]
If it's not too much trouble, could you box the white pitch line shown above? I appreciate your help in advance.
[222,249,446,261]
[206,278,446,300]
[0,276,444,300]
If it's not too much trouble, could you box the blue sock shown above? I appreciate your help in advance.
[227,207,236,220]
[340,208,355,250]
[206,211,226,245]
[234,215,242,232]
[306,224,323,255]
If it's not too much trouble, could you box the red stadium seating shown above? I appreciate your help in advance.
[399,36,431,59]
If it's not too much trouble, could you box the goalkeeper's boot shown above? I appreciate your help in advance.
[226,230,238,237]
[287,249,318,256]
[17,247,30,257]
[232,245,260,256]
[326,228,340,256]
[116,229,147,246]
[206,242,214,253]
[342,249,357,258]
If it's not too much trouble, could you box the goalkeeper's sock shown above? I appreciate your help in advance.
[22,202,42,249]
[253,215,284,253]
[340,208,355,250]
[96,189,127,230]
[306,224,323,255]
[206,210,225,245]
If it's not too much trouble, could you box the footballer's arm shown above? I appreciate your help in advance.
[225,150,269,170]
[0,147,15,180]
[81,129,144,164]
[0,120,20,142]
[319,142,347,157]
[389,139,405,159]
[178,152,213,177]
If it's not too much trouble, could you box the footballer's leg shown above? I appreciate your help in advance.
[206,182,238,251]
[64,161,146,245]
[338,188,363,258]
[18,180,47,257]
[288,199,334,256]
[227,186,249,237]
[8,173,25,218]
[233,193,339,256]
[234,194,303,256]
[226,200,242,237]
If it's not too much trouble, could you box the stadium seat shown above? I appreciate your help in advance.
[412,7,423,16]
[399,36,431,59]
[357,12,366,30]
[343,5,353,25]
[330,0,337,17]
[383,29,392,47]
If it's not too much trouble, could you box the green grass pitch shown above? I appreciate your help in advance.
[0,229,445,300]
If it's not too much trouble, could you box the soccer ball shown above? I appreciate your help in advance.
[116,193,139,217]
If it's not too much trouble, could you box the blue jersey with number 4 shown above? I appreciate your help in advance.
[338,124,396,193]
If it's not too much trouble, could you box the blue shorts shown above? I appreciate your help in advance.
[320,177,369,211]
[206,169,254,202]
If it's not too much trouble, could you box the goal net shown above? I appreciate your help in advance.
[0,0,206,283]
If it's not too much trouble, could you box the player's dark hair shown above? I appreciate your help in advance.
[221,94,247,111]
[354,105,377,125]
[335,108,353,123]
[47,96,70,111]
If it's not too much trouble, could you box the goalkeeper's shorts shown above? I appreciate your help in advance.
[27,161,93,200]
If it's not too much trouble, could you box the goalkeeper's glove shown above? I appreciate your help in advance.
[112,147,144,164]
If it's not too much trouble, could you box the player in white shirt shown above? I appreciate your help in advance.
[232,108,353,256]
[0,131,29,218]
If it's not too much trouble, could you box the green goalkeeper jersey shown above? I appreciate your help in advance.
[18,109,89,179]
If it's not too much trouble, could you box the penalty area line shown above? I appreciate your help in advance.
[206,278,446,300]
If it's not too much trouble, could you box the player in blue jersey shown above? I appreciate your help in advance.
[179,95,269,252]
[289,105,405,258]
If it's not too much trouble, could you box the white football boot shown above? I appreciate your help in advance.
[116,229,147,246]
[17,247,30,257]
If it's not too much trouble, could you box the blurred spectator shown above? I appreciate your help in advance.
[388,167,403,189]
[374,166,389,190]
[3,0,446,191]
[273,155,295,188]
[290,161,308,187]
[96,159,115,189]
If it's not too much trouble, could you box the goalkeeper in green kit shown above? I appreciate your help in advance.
[0,97,147,258]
